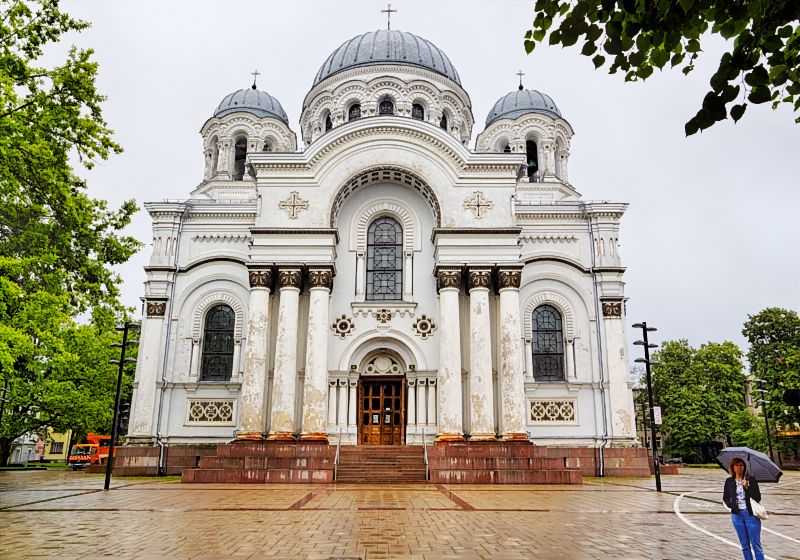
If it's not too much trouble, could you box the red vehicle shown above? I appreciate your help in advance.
[67,434,112,470]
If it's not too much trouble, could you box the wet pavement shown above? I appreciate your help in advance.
[0,468,798,559]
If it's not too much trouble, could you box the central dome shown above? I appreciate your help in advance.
[313,29,461,87]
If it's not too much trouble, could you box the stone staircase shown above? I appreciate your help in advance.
[335,445,427,483]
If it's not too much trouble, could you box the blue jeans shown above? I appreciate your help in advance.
[731,510,764,560]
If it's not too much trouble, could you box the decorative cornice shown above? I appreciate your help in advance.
[250,228,340,243]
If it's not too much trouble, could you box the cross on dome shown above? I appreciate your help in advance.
[381,3,397,30]
[251,69,260,90]
[516,70,525,91]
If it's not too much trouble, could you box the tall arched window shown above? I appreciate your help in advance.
[526,140,539,182]
[232,135,247,180]
[439,113,448,131]
[531,304,564,381]
[201,304,235,381]
[348,103,361,121]
[366,217,403,301]
[412,103,424,120]
[379,98,395,115]
[325,113,333,132]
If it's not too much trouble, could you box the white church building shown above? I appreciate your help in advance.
[125,27,640,478]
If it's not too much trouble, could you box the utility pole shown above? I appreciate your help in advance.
[633,322,661,493]
[754,377,777,465]
[105,321,139,491]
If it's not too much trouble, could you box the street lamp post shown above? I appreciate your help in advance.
[754,377,777,465]
[633,321,661,493]
[105,321,139,491]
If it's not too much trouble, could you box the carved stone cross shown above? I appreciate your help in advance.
[279,191,308,219]
[464,191,493,219]
[381,3,397,29]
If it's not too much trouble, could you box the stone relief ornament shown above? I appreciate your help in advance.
[463,191,493,219]
[602,301,623,317]
[146,300,167,317]
[363,355,402,376]
[376,308,392,324]
[248,269,272,288]
[529,400,576,423]
[187,400,235,425]
[436,268,461,292]
[467,269,492,290]
[307,268,333,290]
[277,269,301,289]
[412,314,437,339]
[279,191,309,219]
[497,269,522,289]
[331,315,355,339]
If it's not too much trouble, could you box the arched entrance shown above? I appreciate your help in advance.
[357,352,406,445]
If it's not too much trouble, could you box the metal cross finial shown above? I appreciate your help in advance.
[251,69,260,89]
[381,3,397,29]
[516,70,525,90]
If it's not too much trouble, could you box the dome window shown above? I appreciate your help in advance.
[348,103,361,121]
[526,140,539,182]
[412,103,424,120]
[262,141,272,152]
[503,144,511,153]
[379,98,395,115]
[233,135,247,181]
[439,113,448,131]
[325,114,333,132]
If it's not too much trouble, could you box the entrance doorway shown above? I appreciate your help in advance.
[358,378,405,445]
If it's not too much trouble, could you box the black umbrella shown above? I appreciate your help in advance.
[716,447,783,483]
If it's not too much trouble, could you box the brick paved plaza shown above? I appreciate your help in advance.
[1,469,798,559]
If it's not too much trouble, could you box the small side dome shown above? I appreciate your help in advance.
[214,87,289,124]
[485,89,561,127]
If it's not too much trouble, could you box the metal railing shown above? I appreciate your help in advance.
[422,429,429,481]
[333,427,342,481]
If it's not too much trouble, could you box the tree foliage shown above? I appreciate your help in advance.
[0,0,141,465]
[524,1,800,135]
[651,339,747,458]
[742,307,800,447]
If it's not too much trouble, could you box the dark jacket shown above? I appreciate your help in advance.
[723,475,761,514]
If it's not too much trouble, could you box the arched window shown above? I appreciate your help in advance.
[439,113,448,131]
[379,98,395,115]
[232,135,247,180]
[531,304,564,381]
[526,140,539,182]
[201,304,235,381]
[366,217,403,301]
[412,103,424,120]
[325,113,333,132]
[262,141,272,152]
[503,144,511,153]
[348,103,361,121]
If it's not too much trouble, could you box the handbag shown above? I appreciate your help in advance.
[750,499,768,520]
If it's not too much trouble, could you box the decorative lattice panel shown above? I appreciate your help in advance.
[186,400,235,425]
[529,400,576,423]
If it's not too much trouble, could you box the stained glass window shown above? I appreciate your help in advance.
[201,304,235,381]
[532,305,564,381]
[366,217,403,301]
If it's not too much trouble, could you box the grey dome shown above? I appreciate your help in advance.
[314,29,461,86]
[485,89,561,126]
[213,87,289,124]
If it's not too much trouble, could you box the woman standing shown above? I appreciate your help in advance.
[723,458,765,560]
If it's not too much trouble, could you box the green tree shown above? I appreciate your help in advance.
[742,307,800,453]
[652,339,747,459]
[524,1,800,135]
[0,0,141,465]
[730,409,769,452]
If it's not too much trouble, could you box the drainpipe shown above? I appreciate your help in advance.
[155,201,191,475]
[580,202,609,476]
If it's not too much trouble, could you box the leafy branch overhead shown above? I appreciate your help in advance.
[524,0,800,135]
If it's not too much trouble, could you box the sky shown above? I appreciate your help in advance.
[58,0,799,362]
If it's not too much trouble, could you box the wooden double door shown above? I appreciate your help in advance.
[358,377,405,445]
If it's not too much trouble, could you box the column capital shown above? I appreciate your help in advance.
[601,298,626,318]
[144,298,168,317]
[307,266,334,290]
[247,268,273,289]
[467,267,492,291]
[277,267,302,290]
[435,266,462,293]
[496,266,523,291]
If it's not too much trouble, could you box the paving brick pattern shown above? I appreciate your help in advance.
[1,469,798,559]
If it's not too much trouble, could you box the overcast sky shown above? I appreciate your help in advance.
[60,0,799,362]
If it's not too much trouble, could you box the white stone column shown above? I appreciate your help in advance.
[236,269,272,440]
[214,139,230,178]
[467,268,496,440]
[407,379,417,427]
[497,268,528,441]
[524,340,534,381]
[417,379,427,424]
[267,268,301,441]
[601,299,636,440]
[355,252,366,299]
[427,378,437,429]
[566,338,576,379]
[435,267,464,442]
[327,381,337,426]
[403,251,413,301]
[300,268,333,442]
[128,298,168,440]
[189,338,201,379]
[337,379,348,426]
[348,379,357,427]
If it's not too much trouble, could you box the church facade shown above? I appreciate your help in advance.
[127,29,637,462]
